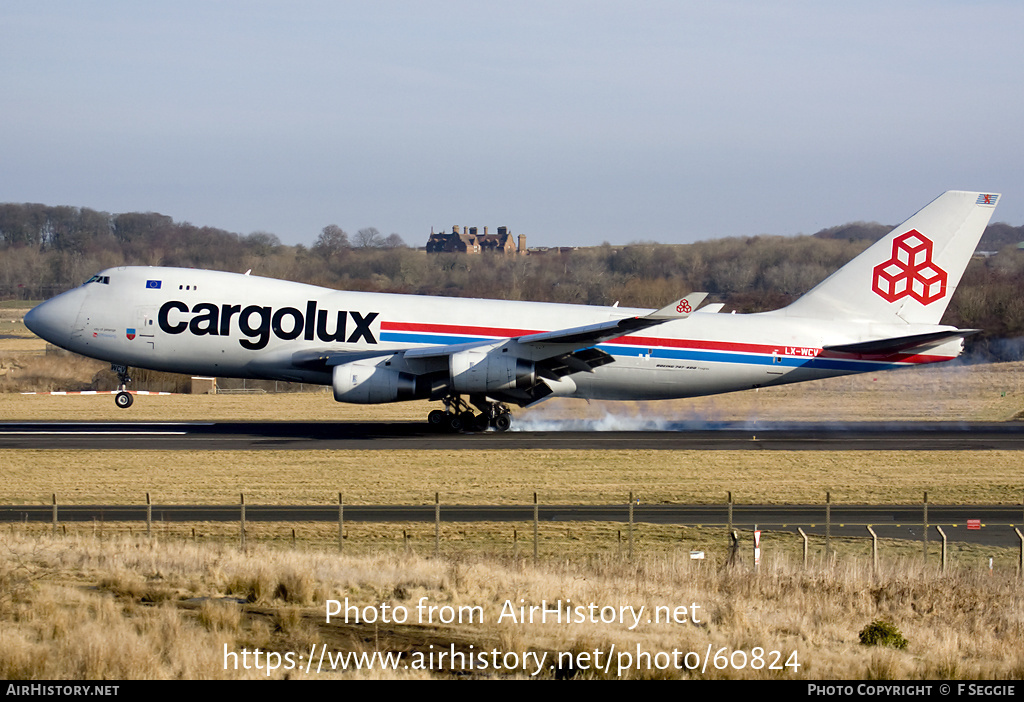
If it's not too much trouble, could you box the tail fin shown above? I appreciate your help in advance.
[779,191,1000,324]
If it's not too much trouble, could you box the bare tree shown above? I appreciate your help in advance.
[313,224,350,260]
[382,232,406,249]
[355,227,384,248]
[245,231,281,258]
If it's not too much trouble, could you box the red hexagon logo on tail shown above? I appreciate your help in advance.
[871,230,947,305]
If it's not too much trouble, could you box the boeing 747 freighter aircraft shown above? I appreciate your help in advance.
[24,191,999,431]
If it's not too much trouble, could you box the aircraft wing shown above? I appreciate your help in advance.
[290,347,396,367]
[292,293,708,405]
[405,292,709,356]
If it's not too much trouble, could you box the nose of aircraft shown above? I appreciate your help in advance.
[24,288,86,349]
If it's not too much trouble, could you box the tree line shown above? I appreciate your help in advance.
[2,203,1023,360]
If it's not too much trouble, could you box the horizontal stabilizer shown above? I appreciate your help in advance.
[823,329,980,355]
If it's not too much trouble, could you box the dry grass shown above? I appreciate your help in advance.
[0,308,46,355]
[8,519,1015,573]
[0,309,105,389]
[0,354,109,394]
[2,532,1022,679]
[2,447,1023,506]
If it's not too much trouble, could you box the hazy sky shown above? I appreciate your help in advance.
[2,1,1022,247]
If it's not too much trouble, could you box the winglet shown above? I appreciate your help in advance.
[647,292,708,320]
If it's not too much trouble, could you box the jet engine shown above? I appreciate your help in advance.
[332,357,426,404]
[449,346,535,394]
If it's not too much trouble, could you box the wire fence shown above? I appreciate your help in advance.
[5,491,1024,576]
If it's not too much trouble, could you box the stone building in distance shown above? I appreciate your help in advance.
[426,225,527,255]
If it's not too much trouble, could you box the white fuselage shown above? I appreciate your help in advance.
[26,266,961,403]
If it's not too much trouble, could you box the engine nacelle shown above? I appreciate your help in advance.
[332,357,424,404]
[450,346,535,394]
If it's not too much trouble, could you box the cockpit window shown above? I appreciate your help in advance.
[84,275,110,285]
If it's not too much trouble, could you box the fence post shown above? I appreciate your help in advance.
[923,491,929,564]
[825,491,831,557]
[435,492,440,558]
[798,527,808,569]
[338,493,343,553]
[936,525,946,573]
[628,491,634,559]
[52,493,57,537]
[1015,528,1023,580]
[867,525,877,575]
[533,492,539,566]
[146,492,152,540]
[753,523,760,573]
[726,530,739,568]
[727,491,733,535]
[240,492,246,553]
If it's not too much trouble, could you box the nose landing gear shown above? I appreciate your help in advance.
[112,364,134,409]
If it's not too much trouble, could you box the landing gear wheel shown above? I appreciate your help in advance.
[459,412,477,431]
[111,364,133,408]
[467,413,489,433]
[429,395,512,433]
[427,409,447,430]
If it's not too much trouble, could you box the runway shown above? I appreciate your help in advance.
[2,420,1024,450]
[2,502,1021,547]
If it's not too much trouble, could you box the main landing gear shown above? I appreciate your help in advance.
[112,364,134,409]
[427,395,512,433]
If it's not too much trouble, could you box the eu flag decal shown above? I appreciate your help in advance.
[146,280,162,289]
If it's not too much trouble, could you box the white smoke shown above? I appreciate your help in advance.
[507,358,1020,431]
[511,399,731,432]
[512,412,676,432]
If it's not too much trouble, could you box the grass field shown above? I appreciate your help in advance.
[3,447,1024,507]
[2,532,1021,680]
